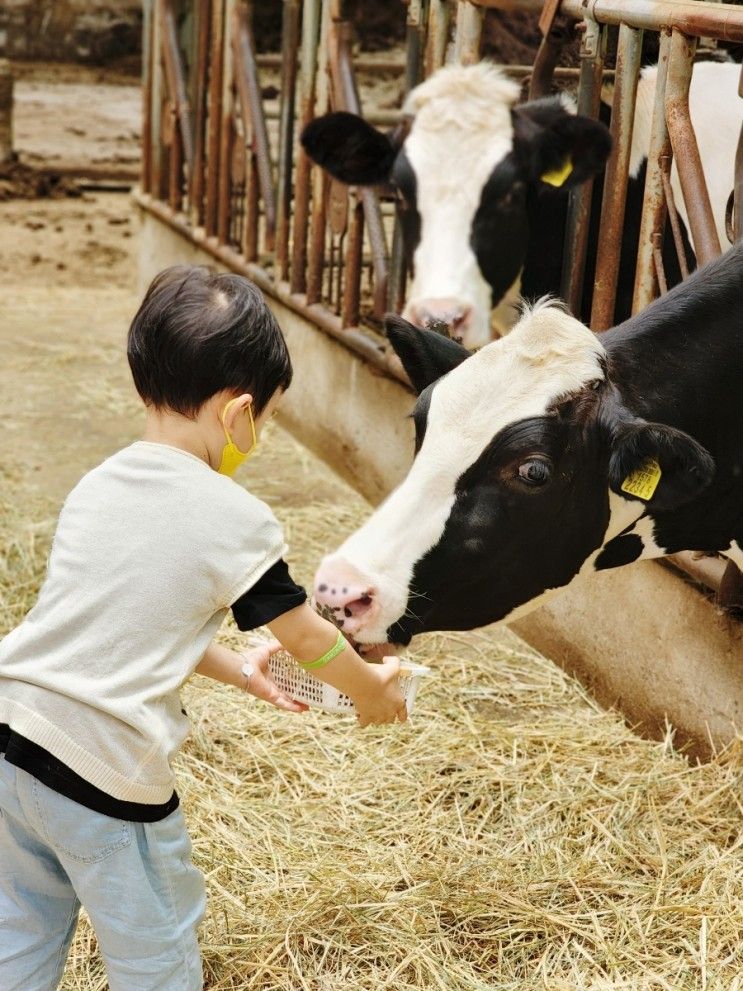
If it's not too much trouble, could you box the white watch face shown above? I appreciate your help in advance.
[241,662,255,678]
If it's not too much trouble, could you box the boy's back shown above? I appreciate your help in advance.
[0,439,285,805]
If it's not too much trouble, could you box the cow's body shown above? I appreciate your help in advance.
[302,61,742,347]
[314,245,743,646]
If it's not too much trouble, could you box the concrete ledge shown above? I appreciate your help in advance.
[136,204,743,759]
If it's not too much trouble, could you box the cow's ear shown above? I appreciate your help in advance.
[385,315,471,394]
[300,111,398,186]
[512,98,612,189]
[608,421,715,511]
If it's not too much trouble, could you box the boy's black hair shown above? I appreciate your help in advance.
[127,265,292,417]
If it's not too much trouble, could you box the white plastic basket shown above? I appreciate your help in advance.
[268,651,431,715]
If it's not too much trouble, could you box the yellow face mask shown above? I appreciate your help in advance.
[218,397,257,476]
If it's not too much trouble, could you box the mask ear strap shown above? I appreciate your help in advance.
[220,397,241,442]
[220,397,256,455]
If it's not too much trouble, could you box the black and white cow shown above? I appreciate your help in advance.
[313,243,743,646]
[302,61,742,348]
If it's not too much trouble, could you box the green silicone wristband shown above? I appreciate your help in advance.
[300,630,347,670]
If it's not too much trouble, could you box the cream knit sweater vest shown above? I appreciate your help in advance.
[0,442,286,804]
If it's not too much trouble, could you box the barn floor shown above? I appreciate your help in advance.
[1,187,743,990]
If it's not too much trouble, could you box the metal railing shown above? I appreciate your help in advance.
[137,0,743,611]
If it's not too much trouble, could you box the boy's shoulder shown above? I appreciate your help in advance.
[75,442,279,529]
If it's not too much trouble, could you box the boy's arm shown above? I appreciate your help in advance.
[267,602,407,727]
[195,641,307,713]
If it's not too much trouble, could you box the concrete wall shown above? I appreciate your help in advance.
[0,1,142,63]
[137,204,743,758]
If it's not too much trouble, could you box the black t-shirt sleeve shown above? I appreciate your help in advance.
[231,558,307,630]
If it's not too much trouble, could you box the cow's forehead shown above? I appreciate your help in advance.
[419,303,607,474]
[402,63,520,198]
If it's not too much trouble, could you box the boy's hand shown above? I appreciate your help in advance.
[242,640,308,714]
[353,656,408,728]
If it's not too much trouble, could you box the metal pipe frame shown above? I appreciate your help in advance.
[631,28,672,313]
[232,2,276,251]
[590,21,643,331]
[561,17,606,313]
[665,29,721,265]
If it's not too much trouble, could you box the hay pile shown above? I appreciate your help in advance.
[2,430,743,990]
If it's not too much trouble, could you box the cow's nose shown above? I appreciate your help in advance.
[314,560,376,636]
[406,298,473,339]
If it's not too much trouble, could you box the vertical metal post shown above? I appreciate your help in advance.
[205,0,225,238]
[276,0,300,280]
[590,22,643,331]
[191,0,211,226]
[561,17,605,314]
[424,0,450,75]
[405,0,427,95]
[141,3,152,191]
[307,0,333,305]
[453,2,483,66]
[150,0,165,201]
[217,0,236,244]
[665,29,721,265]
[632,29,672,313]
[290,0,322,294]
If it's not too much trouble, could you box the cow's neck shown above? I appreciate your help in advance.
[600,254,743,444]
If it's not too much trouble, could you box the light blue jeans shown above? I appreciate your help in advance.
[0,754,206,991]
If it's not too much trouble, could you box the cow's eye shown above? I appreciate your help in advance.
[517,458,552,486]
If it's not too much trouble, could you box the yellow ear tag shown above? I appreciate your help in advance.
[541,157,573,187]
[621,459,662,501]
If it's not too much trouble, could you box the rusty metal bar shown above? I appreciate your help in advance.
[561,17,605,314]
[141,4,153,192]
[561,0,743,43]
[632,28,672,313]
[190,0,211,226]
[328,16,389,319]
[590,22,643,331]
[244,149,259,261]
[425,0,451,75]
[453,1,483,64]
[651,235,668,295]
[160,0,194,174]
[205,0,225,238]
[665,29,721,265]
[659,163,691,280]
[233,2,276,251]
[217,0,236,244]
[290,0,322,295]
[342,201,364,328]
[529,0,565,100]
[150,1,165,201]
[528,31,566,100]
[306,0,333,305]
[405,0,427,96]
[276,0,300,279]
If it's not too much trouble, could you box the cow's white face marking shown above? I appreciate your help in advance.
[327,301,607,641]
[400,64,522,348]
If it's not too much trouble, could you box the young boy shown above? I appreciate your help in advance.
[0,266,407,991]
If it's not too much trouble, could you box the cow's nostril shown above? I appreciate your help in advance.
[344,593,374,619]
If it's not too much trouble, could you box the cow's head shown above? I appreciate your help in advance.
[313,308,715,645]
[301,63,611,348]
